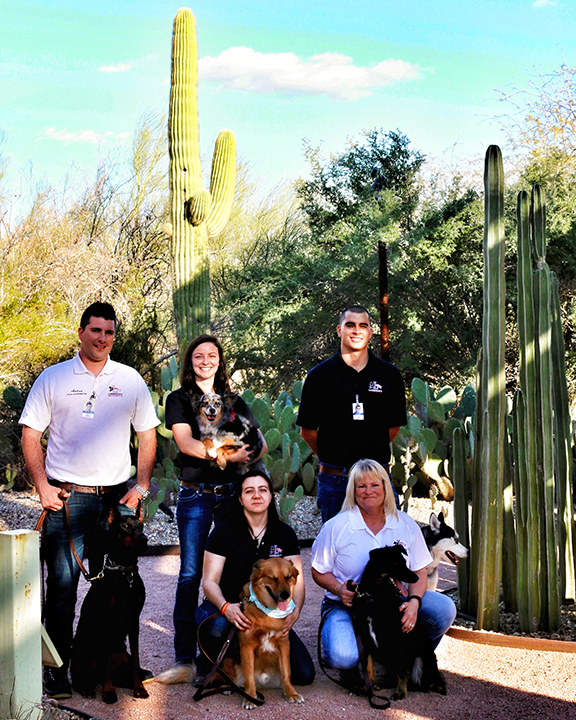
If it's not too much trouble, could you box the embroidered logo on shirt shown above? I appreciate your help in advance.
[368,381,383,393]
[108,385,123,397]
[269,545,283,558]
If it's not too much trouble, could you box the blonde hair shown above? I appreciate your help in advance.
[341,458,398,519]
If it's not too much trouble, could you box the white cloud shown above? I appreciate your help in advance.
[99,63,133,73]
[37,127,131,146]
[198,47,422,100]
[533,0,556,6]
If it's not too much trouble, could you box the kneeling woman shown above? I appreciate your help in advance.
[197,469,315,686]
[311,458,456,673]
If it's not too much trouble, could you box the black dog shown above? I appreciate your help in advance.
[192,392,264,474]
[70,504,149,704]
[349,544,446,701]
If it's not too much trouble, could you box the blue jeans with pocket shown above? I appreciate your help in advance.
[317,464,400,524]
[42,486,124,668]
[173,484,236,665]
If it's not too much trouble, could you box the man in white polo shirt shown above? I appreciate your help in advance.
[20,301,159,699]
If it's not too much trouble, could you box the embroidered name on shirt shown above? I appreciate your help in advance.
[368,381,382,393]
[108,385,123,397]
[269,544,283,558]
[67,389,88,396]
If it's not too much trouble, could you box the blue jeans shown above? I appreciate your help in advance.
[319,591,456,669]
[195,600,315,685]
[173,485,236,665]
[42,486,125,668]
[317,465,400,524]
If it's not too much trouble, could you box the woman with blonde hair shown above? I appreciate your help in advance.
[311,459,456,684]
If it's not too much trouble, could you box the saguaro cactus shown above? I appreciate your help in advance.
[168,8,236,345]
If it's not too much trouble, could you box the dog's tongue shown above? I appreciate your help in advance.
[277,599,290,612]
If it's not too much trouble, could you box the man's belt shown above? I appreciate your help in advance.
[48,479,126,496]
[319,464,349,476]
[319,463,390,476]
[180,480,238,497]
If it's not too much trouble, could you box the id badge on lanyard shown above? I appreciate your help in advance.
[352,394,364,421]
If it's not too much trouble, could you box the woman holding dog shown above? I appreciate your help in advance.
[311,458,456,683]
[196,469,315,686]
[156,335,267,683]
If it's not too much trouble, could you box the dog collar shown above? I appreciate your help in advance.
[248,583,296,618]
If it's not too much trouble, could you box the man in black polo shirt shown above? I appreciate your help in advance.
[297,305,407,523]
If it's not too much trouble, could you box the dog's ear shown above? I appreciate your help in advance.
[190,394,203,411]
[222,393,238,408]
[429,512,440,531]
[438,511,445,523]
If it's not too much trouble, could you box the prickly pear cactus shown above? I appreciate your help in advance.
[168,8,236,345]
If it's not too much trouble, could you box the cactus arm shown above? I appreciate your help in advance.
[206,130,237,239]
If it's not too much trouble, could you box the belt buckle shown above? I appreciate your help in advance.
[213,484,225,497]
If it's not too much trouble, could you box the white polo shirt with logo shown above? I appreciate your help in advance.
[19,353,159,486]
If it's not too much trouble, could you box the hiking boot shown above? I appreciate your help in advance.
[44,666,72,699]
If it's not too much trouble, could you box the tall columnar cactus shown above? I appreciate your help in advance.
[168,8,236,345]
[475,145,506,630]
[514,189,540,632]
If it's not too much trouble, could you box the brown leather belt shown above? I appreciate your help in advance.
[180,480,237,497]
[319,464,349,476]
[49,480,126,496]
[319,463,390,476]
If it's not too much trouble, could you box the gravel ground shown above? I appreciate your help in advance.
[3,489,576,720]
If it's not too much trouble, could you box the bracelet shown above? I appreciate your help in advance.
[407,594,422,609]
[221,601,230,616]
[134,483,150,499]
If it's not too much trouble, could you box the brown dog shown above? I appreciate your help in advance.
[219,557,304,709]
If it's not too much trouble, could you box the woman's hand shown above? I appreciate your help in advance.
[223,602,252,630]
[280,606,300,636]
[224,444,252,464]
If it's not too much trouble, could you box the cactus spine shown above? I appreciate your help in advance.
[168,8,236,345]
[475,145,506,630]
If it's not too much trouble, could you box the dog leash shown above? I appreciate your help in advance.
[317,601,391,710]
[193,613,265,707]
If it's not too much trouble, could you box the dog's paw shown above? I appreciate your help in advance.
[203,439,217,458]
[133,683,149,699]
[285,690,304,704]
[242,698,259,710]
[103,689,118,704]
[430,680,447,695]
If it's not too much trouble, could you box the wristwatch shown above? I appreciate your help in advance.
[134,483,150,499]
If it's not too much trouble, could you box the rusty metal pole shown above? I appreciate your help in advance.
[378,241,389,361]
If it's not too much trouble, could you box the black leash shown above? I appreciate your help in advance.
[317,603,391,710]
[193,613,265,707]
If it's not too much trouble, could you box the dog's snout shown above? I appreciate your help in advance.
[278,590,290,601]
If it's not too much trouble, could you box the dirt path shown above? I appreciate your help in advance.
[59,549,576,720]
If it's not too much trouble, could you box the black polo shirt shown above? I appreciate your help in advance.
[165,388,259,484]
[296,350,407,468]
[205,515,300,602]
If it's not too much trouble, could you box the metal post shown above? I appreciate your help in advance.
[0,530,42,720]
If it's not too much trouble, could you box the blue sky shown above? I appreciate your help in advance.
[2,0,575,195]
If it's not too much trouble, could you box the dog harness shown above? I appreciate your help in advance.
[247,583,296,618]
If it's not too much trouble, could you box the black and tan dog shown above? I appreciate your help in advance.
[193,392,264,473]
[70,504,149,704]
[216,557,304,709]
[350,544,446,701]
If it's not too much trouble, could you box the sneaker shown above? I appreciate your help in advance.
[44,666,72,700]
[140,668,155,684]
[153,662,195,684]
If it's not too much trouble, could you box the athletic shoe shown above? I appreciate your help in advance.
[44,666,72,699]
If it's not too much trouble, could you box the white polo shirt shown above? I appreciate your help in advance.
[19,353,159,486]
[311,506,432,601]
